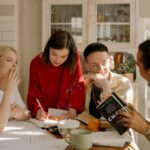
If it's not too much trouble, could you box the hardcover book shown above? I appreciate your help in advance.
[96,92,128,135]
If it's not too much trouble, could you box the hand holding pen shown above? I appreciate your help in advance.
[36,99,49,121]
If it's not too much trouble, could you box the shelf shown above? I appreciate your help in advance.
[43,0,136,52]
[51,23,75,25]
[97,22,130,25]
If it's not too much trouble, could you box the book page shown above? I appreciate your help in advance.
[28,118,58,128]
[75,111,96,124]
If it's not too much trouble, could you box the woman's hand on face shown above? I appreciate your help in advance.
[5,68,19,94]
[36,109,49,121]
[10,105,30,121]
[119,103,148,134]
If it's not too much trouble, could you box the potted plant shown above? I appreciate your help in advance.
[117,60,136,82]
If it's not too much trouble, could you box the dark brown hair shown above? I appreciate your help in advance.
[138,39,150,70]
[83,42,108,61]
[42,30,77,74]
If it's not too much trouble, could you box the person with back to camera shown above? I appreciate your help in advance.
[0,46,30,133]
[27,30,85,121]
[119,39,150,142]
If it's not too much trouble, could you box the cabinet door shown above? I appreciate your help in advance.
[88,0,136,52]
[42,0,88,51]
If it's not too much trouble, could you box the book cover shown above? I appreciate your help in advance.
[96,92,128,135]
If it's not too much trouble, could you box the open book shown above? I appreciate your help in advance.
[76,111,111,129]
[75,111,96,124]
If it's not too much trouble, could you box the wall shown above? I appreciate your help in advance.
[18,0,150,103]
[139,0,150,17]
[16,0,150,148]
[18,0,42,102]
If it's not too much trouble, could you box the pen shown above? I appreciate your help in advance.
[36,98,45,112]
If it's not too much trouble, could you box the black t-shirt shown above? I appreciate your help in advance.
[89,84,102,119]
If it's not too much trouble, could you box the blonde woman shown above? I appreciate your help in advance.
[0,45,30,132]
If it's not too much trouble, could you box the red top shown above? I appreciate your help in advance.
[27,53,85,117]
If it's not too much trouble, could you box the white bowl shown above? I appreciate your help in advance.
[58,119,80,136]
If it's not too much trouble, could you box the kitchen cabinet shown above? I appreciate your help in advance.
[42,0,137,52]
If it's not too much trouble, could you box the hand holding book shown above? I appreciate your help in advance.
[96,92,129,135]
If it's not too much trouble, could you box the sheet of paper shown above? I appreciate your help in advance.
[48,108,68,117]
[92,131,132,147]
[28,118,58,128]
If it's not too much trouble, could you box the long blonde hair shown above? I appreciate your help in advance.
[0,45,17,58]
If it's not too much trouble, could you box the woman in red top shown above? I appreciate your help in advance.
[27,31,85,120]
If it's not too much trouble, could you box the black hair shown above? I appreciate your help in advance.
[83,43,108,61]
[138,39,150,70]
[42,30,77,74]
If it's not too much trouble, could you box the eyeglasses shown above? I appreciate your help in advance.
[89,63,107,73]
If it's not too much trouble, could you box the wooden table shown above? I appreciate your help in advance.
[64,145,127,150]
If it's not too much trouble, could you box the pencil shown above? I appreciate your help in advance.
[36,98,45,112]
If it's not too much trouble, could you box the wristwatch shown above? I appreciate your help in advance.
[143,125,150,141]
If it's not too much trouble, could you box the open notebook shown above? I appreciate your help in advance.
[75,111,96,124]
[28,108,68,128]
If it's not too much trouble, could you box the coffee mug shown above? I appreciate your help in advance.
[65,129,93,150]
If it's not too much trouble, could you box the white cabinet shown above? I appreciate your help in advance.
[42,0,88,51]
[89,0,136,52]
[42,0,137,52]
